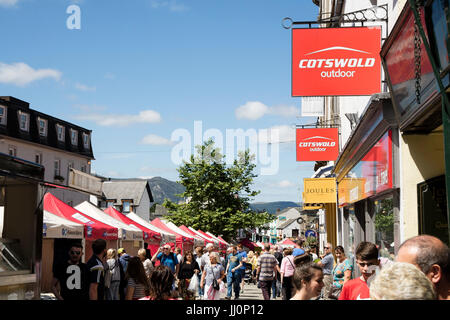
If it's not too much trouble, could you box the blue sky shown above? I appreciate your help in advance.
[0,0,319,202]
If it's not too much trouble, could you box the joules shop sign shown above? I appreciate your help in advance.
[296,128,339,161]
[292,27,381,96]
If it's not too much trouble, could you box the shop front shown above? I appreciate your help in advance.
[381,0,449,245]
[334,93,400,266]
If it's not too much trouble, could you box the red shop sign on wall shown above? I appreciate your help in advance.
[296,128,339,161]
[292,27,382,96]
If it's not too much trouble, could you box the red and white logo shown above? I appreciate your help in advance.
[296,128,339,161]
[292,27,381,96]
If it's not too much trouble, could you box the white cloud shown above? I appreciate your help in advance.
[0,62,62,86]
[0,0,19,7]
[150,0,189,12]
[140,134,173,145]
[258,125,296,144]
[277,180,295,188]
[235,101,299,120]
[104,72,116,80]
[74,109,162,126]
[75,82,96,92]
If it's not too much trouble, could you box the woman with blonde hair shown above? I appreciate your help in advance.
[200,251,225,300]
[105,248,121,300]
[138,248,154,278]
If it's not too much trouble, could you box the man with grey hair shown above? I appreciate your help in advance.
[396,235,449,300]
[369,262,436,300]
[317,242,334,299]
[201,243,216,271]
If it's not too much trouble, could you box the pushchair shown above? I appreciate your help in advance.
[243,262,254,284]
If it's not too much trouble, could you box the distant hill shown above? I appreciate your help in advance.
[148,177,185,204]
[250,201,302,214]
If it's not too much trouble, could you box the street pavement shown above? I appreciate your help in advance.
[216,281,282,301]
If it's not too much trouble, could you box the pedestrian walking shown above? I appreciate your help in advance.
[329,245,353,299]
[291,261,324,300]
[118,248,130,273]
[138,248,154,278]
[237,244,248,294]
[369,262,437,300]
[256,244,280,300]
[280,247,295,300]
[225,245,243,300]
[51,241,89,300]
[200,243,215,270]
[339,241,379,300]
[317,242,334,299]
[151,244,180,275]
[175,247,183,264]
[271,245,282,299]
[247,251,258,284]
[141,265,178,300]
[396,234,450,300]
[194,246,204,299]
[105,248,121,300]
[87,239,107,300]
[178,250,200,300]
[125,256,150,300]
[201,252,225,300]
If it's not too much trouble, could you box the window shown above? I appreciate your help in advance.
[106,201,115,208]
[373,197,395,261]
[67,161,74,180]
[8,145,16,157]
[122,200,131,213]
[18,111,29,132]
[56,124,65,142]
[81,164,86,173]
[54,159,61,177]
[35,152,42,165]
[70,129,78,145]
[38,118,47,136]
[82,133,90,149]
[0,105,7,125]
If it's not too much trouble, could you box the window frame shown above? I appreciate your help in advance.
[70,129,78,145]
[56,124,65,142]
[0,105,7,125]
[18,111,30,132]
[37,117,47,137]
[82,132,90,149]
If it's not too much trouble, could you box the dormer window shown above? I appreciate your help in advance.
[70,129,78,145]
[18,111,29,132]
[0,105,7,125]
[82,132,90,149]
[56,124,65,142]
[38,117,47,136]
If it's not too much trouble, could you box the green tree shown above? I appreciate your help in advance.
[163,139,275,242]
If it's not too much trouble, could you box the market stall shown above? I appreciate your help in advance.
[165,221,205,248]
[125,212,176,246]
[103,207,162,256]
[150,218,194,254]
[75,201,143,257]
[43,193,118,262]
[41,211,84,293]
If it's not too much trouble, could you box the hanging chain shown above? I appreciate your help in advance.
[413,0,423,105]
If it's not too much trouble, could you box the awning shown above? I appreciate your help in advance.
[206,231,228,250]
[164,221,205,248]
[278,238,296,248]
[103,207,161,242]
[125,212,176,244]
[43,192,118,240]
[150,218,194,252]
[43,210,84,239]
[217,236,230,246]
[190,228,220,246]
[75,201,143,241]
[184,227,215,245]
[240,238,256,251]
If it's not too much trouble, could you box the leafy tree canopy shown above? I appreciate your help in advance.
[163,139,275,242]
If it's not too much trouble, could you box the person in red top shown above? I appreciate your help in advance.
[339,242,380,300]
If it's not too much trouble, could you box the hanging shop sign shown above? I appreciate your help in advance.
[303,178,337,204]
[292,27,381,96]
[338,130,393,207]
[296,128,339,161]
[382,5,435,120]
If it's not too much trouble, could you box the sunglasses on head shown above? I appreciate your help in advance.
[70,250,81,255]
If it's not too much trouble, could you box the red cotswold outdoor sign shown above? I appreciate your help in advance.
[296,128,339,161]
[292,27,381,96]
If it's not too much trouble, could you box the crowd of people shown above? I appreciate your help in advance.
[50,234,449,300]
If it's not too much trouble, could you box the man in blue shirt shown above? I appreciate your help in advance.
[236,244,248,294]
[225,246,243,300]
[151,244,180,275]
